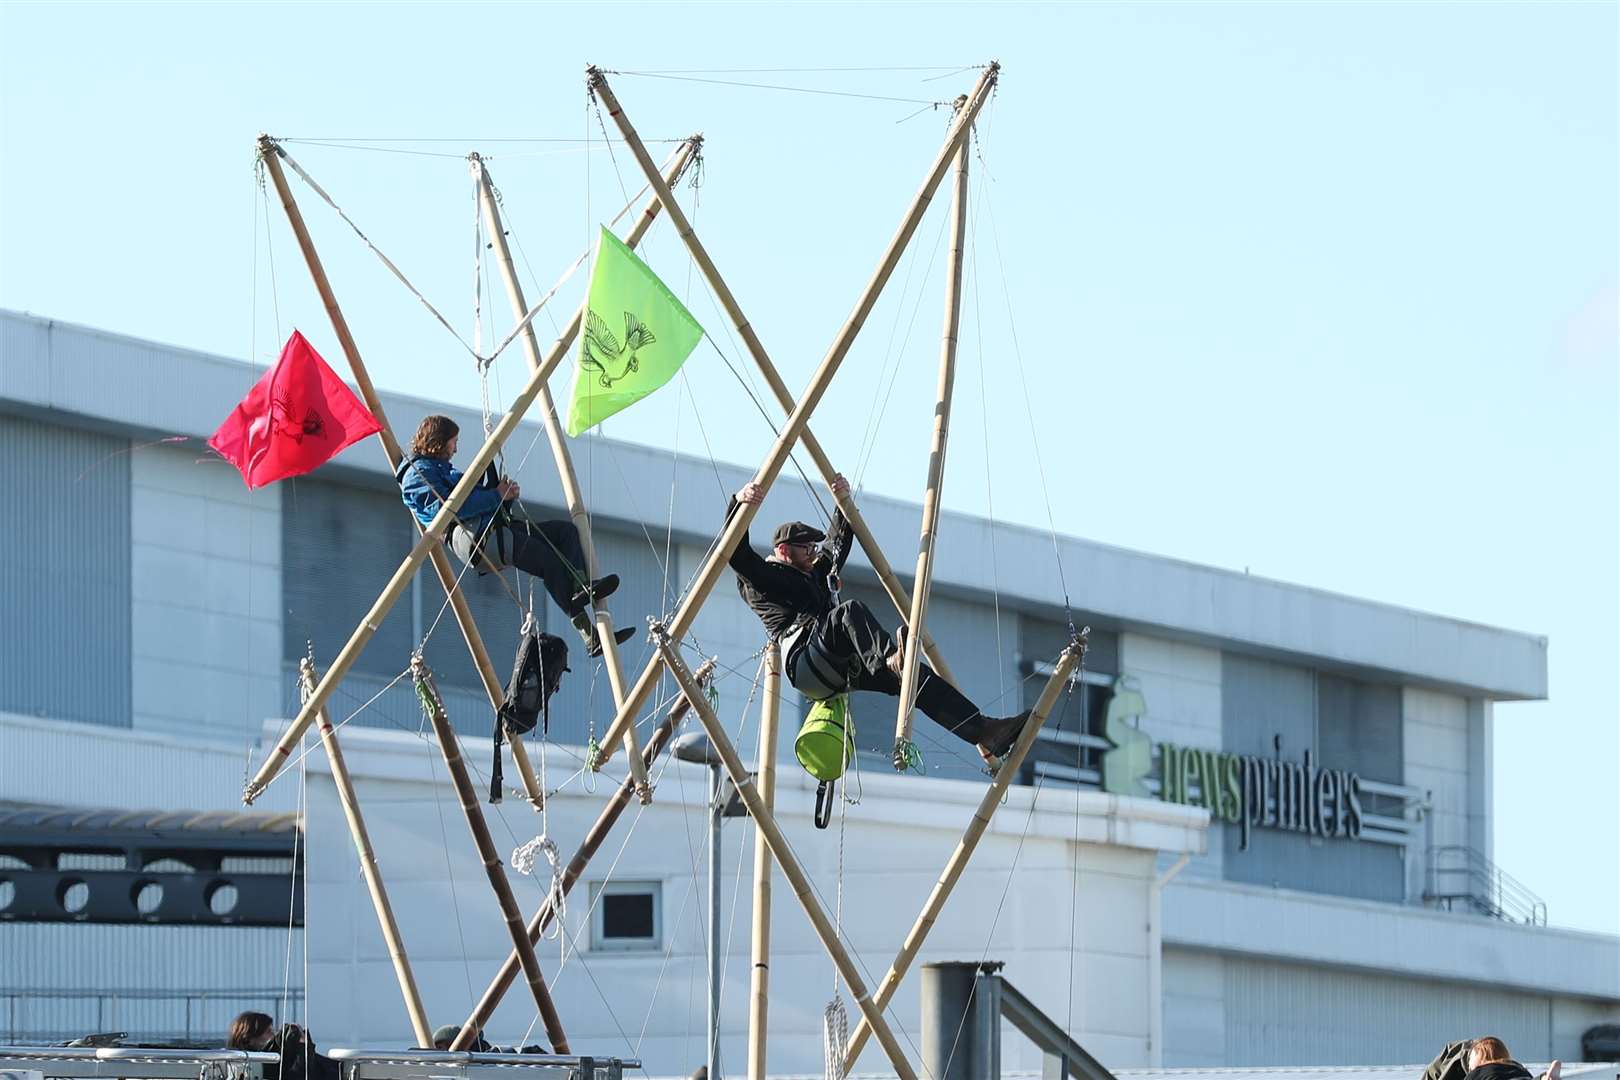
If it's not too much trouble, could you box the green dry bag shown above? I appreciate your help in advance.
[795,695,856,782]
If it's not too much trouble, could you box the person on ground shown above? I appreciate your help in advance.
[1420,1037,1561,1080]
[726,473,1030,769]
[398,415,633,658]
[225,1011,337,1080]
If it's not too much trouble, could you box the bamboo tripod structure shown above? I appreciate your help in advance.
[299,658,433,1049]
[412,657,569,1052]
[588,62,1000,769]
[651,627,918,1080]
[843,635,1087,1069]
[252,136,543,807]
[242,139,698,805]
[585,69,966,714]
[746,642,782,1080]
[893,125,971,767]
[470,143,705,803]
[451,659,716,1049]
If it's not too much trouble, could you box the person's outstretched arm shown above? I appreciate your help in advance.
[726,483,773,586]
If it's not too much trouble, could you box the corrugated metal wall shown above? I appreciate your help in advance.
[0,923,304,1043]
[1216,952,1552,1065]
[0,413,131,726]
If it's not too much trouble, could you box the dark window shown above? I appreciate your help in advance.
[591,881,661,950]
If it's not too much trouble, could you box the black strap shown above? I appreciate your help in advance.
[490,722,504,804]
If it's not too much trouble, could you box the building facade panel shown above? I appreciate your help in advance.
[0,414,131,727]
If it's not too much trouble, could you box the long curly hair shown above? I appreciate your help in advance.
[410,414,459,459]
[226,1011,274,1050]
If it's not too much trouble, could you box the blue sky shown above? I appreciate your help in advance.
[2,2,1615,934]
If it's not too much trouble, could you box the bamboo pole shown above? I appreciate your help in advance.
[473,141,701,804]
[452,658,716,1049]
[586,71,963,688]
[843,636,1087,1070]
[893,136,971,766]
[650,627,918,1080]
[244,278,594,803]
[254,137,543,808]
[299,658,433,1048]
[587,61,1000,768]
[747,642,782,1080]
[411,657,569,1052]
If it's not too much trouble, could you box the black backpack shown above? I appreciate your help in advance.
[489,625,569,802]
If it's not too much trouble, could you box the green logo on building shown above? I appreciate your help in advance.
[1100,676,1152,797]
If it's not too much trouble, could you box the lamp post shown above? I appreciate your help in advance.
[673,729,746,1080]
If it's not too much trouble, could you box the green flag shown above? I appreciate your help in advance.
[566,226,704,437]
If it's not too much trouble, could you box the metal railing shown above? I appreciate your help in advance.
[0,989,304,1046]
[922,961,1115,1080]
[327,1049,637,1080]
[1426,845,1548,926]
[0,1046,279,1079]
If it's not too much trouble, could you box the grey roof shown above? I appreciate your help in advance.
[0,309,1548,701]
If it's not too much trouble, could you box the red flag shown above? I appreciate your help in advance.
[209,330,382,489]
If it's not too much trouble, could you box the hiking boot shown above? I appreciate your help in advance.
[585,625,637,658]
[975,709,1033,770]
[571,574,620,610]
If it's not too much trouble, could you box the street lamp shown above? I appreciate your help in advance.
[672,730,747,1080]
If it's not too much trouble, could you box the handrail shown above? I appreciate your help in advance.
[996,976,1116,1080]
[1426,845,1547,926]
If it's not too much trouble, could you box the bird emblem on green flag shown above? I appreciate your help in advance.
[567,226,704,437]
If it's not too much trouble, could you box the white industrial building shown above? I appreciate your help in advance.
[1,311,1616,1075]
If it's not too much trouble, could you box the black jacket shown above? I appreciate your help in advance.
[1466,1065,1534,1080]
[725,497,851,640]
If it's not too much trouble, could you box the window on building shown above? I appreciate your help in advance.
[590,880,661,951]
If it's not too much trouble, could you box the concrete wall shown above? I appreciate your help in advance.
[301,723,1206,1075]
[130,444,282,738]
[1403,687,1473,903]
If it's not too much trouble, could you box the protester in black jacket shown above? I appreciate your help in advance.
[727,474,1029,769]
[226,1012,338,1080]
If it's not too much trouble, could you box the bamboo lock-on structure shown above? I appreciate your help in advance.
[231,59,1104,1079]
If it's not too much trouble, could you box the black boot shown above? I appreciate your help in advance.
[570,574,620,610]
[975,710,1034,770]
[586,625,637,658]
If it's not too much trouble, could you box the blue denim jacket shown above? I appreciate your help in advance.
[395,455,504,534]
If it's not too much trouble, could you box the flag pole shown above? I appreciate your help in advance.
[844,637,1086,1070]
[747,641,782,1080]
[650,627,919,1080]
[243,285,593,803]
[300,658,433,1049]
[585,61,1000,768]
[452,659,715,1050]
[255,136,544,808]
[585,71,970,689]
[894,128,971,768]
[412,657,570,1053]
[471,136,703,805]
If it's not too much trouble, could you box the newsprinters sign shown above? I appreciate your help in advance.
[1158,744,1363,851]
[1097,678,1365,851]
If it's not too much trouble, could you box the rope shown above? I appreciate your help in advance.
[605,69,954,108]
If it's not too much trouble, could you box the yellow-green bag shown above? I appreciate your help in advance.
[795,695,855,782]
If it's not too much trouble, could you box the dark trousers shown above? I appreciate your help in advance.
[796,599,989,746]
[502,520,590,617]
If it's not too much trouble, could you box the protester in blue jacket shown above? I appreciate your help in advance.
[397,414,633,657]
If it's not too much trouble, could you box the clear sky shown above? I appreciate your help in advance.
[2,2,1615,935]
